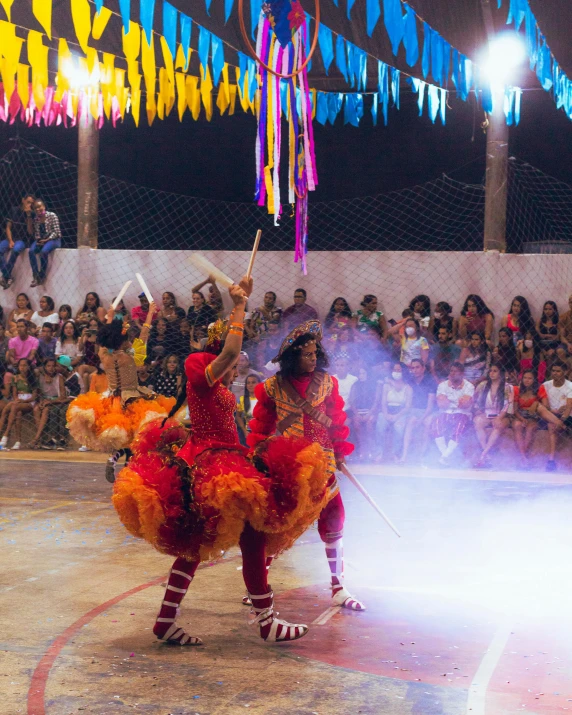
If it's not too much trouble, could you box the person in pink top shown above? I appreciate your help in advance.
[4,319,39,391]
[130,293,158,330]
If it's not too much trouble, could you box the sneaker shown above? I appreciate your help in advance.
[105,460,116,483]
[56,442,66,451]
[546,459,557,472]
[11,442,21,451]
[78,445,90,452]
[41,438,57,450]
[30,276,39,287]
[0,435,8,449]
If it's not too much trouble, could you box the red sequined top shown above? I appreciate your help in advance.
[177,352,246,467]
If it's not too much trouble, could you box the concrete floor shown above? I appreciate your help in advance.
[1,455,572,715]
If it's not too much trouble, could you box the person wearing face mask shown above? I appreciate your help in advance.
[433,362,475,465]
[517,330,546,383]
[399,318,429,369]
[374,363,412,462]
[29,199,61,288]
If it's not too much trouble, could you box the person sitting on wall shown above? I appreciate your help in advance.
[29,199,61,288]
[0,192,35,290]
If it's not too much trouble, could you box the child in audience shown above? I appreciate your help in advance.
[56,321,83,367]
[30,358,68,449]
[0,358,38,450]
[153,354,182,398]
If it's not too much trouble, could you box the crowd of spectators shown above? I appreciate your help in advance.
[1,281,572,471]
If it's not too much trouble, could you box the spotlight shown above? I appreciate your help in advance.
[482,33,526,86]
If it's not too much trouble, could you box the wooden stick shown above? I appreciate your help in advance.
[189,254,234,289]
[135,273,153,304]
[246,229,262,280]
[112,280,132,310]
[340,464,401,538]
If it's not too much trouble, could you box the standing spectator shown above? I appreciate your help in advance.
[36,323,57,365]
[30,295,59,334]
[0,358,38,450]
[492,327,520,383]
[473,365,514,468]
[354,294,387,339]
[0,192,35,289]
[7,293,34,336]
[430,326,461,381]
[4,320,39,394]
[558,294,572,352]
[501,296,534,346]
[76,292,106,327]
[458,295,494,344]
[55,321,83,368]
[540,361,572,472]
[375,363,412,461]
[517,329,546,384]
[158,291,185,325]
[537,300,560,350]
[399,318,430,368]
[332,354,358,405]
[347,367,378,459]
[431,301,457,342]
[324,297,353,333]
[131,293,157,330]
[460,332,490,385]
[153,354,182,398]
[29,199,61,287]
[249,291,283,339]
[29,358,68,449]
[187,291,217,332]
[192,275,223,316]
[399,359,436,463]
[236,374,262,444]
[282,288,318,330]
[77,318,100,391]
[433,362,475,464]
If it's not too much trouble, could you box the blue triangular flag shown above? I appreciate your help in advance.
[403,4,419,67]
[180,13,192,69]
[198,26,211,80]
[163,1,177,59]
[140,0,156,44]
[318,24,334,75]
[211,34,224,86]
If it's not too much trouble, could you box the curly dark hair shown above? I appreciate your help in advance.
[278,334,329,379]
[97,319,127,350]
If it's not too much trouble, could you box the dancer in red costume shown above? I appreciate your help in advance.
[113,279,335,645]
[248,320,365,611]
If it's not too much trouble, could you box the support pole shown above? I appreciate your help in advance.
[483,86,509,253]
[77,113,99,248]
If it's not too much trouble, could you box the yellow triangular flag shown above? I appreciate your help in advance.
[122,20,141,62]
[115,67,127,118]
[185,75,200,120]
[200,65,213,121]
[175,71,186,121]
[157,67,166,120]
[0,0,14,22]
[17,62,29,108]
[70,0,92,55]
[32,0,52,39]
[175,43,191,72]
[92,5,112,40]
[28,30,48,110]
[160,35,174,86]
[131,86,141,126]
[216,82,229,116]
[228,85,237,115]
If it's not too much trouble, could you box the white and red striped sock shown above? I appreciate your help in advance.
[248,587,308,642]
[153,557,202,645]
[326,539,366,611]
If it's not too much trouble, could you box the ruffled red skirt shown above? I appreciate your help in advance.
[112,421,335,562]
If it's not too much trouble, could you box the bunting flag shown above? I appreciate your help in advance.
[318,24,333,75]
[198,26,210,80]
[163,1,177,59]
[383,0,403,55]
[366,0,380,36]
[211,34,224,86]
[119,0,130,34]
[92,6,112,39]
[224,0,234,23]
[32,0,52,39]
[402,4,418,67]
[180,13,192,70]
[140,0,155,44]
[71,0,92,55]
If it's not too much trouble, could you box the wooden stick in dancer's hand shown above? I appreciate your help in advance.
[112,280,132,310]
[189,254,234,289]
[246,230,262,281]
[339,464,402,538]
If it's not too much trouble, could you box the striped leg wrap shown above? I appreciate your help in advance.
[326,539,366,611]
[242,555,274,606]
[248,588,308,643]
[153,558,202,645]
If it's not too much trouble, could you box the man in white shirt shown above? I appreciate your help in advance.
[540,361,572,472]
[332,354,358,407]
[433,362,475,464]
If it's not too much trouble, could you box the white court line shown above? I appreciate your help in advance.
[312,606,341,625]
[465,621,512,715]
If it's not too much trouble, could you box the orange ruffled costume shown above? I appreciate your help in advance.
[113,420,332,563]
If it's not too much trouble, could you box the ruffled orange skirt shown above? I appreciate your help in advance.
[66,392,175,452]
[112,421,334,562]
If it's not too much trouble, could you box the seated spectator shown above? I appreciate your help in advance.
[259,321,283,374]
[347,367,378,460]
[174,318,192,359]
[76,292,106,327]
[332,354,358,406]
[249,291,283,340]
[501,295,534,346]
[77,318,100,391]
[537,301,560,350]
[192,275,223,316]
[358,330,390,370]
[328,324,360,365]
[386,309,415,354]
[153,354,182,398]
[29,199,61,287]
[517,329,546,383]
[433,362,475,464]
[431,301,457,342]
[458,295,494,344]
[375,363,412,462]
[512,369,561,467]
[282,288,318,330]
[36,323,57,365]
[58,304,73,329]
[492,327,520,383]
[540,361,572,472]
[0,358,39,450]
[4,319,39,393]
[56,355,82,399]
[460,331,490,385]
[136,362,154,390]
[231,351,263,401]
[409,294,431,336]
[0,324,8,396]
[354,294,387,339]
[554,344,572,377]
[7,293,34,336]
[30,295,59,334]
[159,291,186,325]
[29,358,68,449]
[473,365,514,468]
[0,192,34,290]
[398,318,429,368]
[131,293,157,330]
[236,374,261,444]
[56,321,83,368]
[430,326,461,381]
[558,294,572,353]
[324,297,353,333]
[89,365,109,394]
[187,290,217,332]
[399,359,436,463]
[146,318,176,367]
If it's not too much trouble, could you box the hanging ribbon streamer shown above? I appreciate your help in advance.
[391,67,400,108]
[427,83,439,122]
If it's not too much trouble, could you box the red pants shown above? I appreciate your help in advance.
[239,522,269,594]
[317,491,345,544]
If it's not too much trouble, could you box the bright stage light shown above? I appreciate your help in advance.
[60,57,99,91]
[482,33,526,86]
